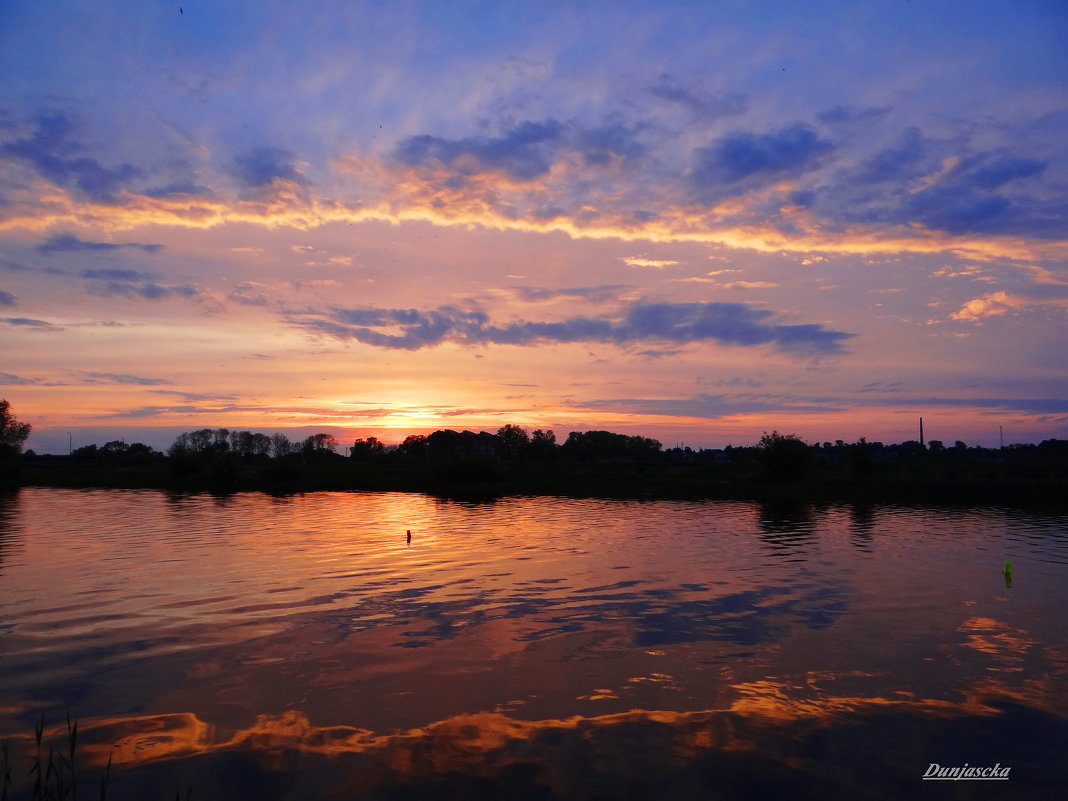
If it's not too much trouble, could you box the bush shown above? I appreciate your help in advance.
[757,431,814,481]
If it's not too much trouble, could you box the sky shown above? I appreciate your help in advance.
[1,0,1066,453]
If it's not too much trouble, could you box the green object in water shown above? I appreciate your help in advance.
[1004,560,1013,574]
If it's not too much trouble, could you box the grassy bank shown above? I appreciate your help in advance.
[8,453,1067,509]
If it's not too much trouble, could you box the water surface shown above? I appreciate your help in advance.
[1,489,1066,799]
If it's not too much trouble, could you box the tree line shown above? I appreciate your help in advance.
[4,398,1067,482]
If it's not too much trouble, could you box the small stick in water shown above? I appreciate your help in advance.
[406,529,411,544]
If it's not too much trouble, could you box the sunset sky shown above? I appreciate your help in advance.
[2,0,1066,453]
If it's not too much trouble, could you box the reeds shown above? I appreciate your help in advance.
[2,714,192,801]
[1,713,104,801]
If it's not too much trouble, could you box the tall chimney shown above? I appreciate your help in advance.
[919,417,924,446]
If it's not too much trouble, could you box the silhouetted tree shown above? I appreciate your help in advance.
[186,429,214,454]
[101,440,129,457]
[302,433,338,455]
[230,430,271,458]
[398,434,428,459]
[270,433,292,458]
[757,430,813,481]
[350,436,386,460]
[894,440,927,460]
[561,430,662,462]
[427,429,461,459]
[529,429,557,460]
[496,424,530,460]
[846,437,874,477]
[71,444,99,459]
[0,399,31,458]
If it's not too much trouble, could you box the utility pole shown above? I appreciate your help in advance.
[1000,426,1004,449]
[68,433,72,455]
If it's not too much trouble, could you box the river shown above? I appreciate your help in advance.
[1,488,1066,799]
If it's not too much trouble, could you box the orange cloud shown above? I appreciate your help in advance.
[622,257,678,268]
[3,167,1067,266]
[950,291,1068,322]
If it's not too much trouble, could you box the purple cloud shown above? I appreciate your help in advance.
[296,300,854,355]
[692,124,835,190]
[39,234,163,254]
[395,120,567,182]
[1,111,142,202]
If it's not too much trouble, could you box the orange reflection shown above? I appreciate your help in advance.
[15,676,1044,772]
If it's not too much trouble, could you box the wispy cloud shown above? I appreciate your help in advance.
[645,74,749,119]
[2,316,60,329]
[294,300,854,355]
[1,111,142,202]
[0,372,40,385]
[78,268,198,301]
[82,372,172,386]
[37,233,164,254]
[622,257,677,269]
[394,120,568,182]
[575,392,842,419]
[723,281,777,290]
[511,285,628,303]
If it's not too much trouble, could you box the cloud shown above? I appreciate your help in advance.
[645,75,749,119]
[86,280,198,300]
[574,122,647,167]
[581,390,1068,420]
[691,124,835,191]
[827,137,1059,239]
[816,105,891,125]
[3,107,1061,257]
[0,372,38,385]
[37,233,164,254]
[81,268,155,281]
[0,290,15,306]
[947,291,1068,321]
[1,111,142,202]
[723,281,777,289]
[395,120,567,181]
[77,267,198,301]
[964,154,1046,190]
[94,405,234,419]
[852,127,927,184]
[857,381,903,394]
[2,316,59,328]
[866,396,1068,415]
[232,147,306,188]
[82,372,171,386]
[228,288,270,306]
[150,389,239,403]
[622,257,677,268]
[512,285,628,303]
[294,300,854,354]
[142,181,214,199]
[911,191,1012,235]
[575,392,841,419]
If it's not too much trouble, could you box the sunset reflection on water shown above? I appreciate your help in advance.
[1,489,1066,799]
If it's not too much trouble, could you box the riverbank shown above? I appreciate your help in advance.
[7,454,1067,509]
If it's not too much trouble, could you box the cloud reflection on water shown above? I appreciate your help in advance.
[12,676,1065,800]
